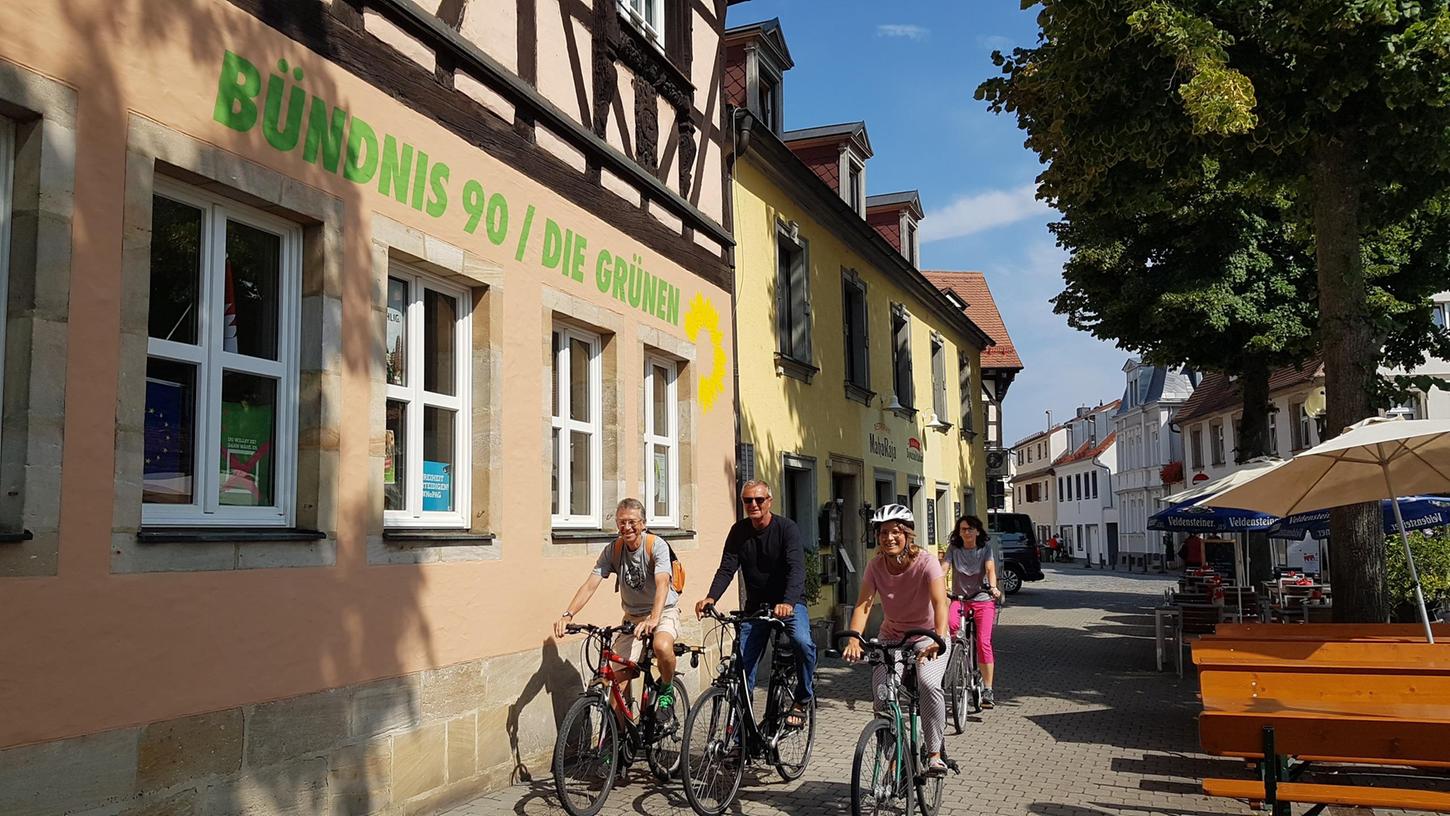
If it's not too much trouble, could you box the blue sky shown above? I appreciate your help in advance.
[726,0,1128,445]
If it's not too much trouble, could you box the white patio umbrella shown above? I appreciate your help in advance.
[1161,457,1288,506]
[1202,417,1450,642]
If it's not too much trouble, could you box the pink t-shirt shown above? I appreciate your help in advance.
[866,551,944,642]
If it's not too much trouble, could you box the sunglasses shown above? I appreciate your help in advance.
[742,496,769,505]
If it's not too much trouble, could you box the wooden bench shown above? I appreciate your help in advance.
[1193,637,1450,813]
[1213,622,1450,641]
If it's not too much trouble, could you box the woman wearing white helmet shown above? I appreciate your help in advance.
[842,504,952,775]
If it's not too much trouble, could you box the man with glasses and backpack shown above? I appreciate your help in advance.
[554,498,686,722]
[694,479,816,728]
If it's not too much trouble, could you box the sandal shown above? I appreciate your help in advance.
[784,701,810,729]
[925,755,948,776]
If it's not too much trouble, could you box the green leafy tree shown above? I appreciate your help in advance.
[979,0,1450,621]
[1385,529,1450,621]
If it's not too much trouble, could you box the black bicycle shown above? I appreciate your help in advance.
[551,622,704,816]
[680,605,817,816]
[835,628,958,816]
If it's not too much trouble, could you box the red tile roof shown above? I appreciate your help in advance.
[1053,432,1117,467]
[922,270,1023,370]
[1174,358,1324,424]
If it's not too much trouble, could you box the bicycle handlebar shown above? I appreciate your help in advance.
[834,627,947,654]
[701,604,787,630]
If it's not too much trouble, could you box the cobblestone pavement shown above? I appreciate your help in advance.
[444,565,1415,816]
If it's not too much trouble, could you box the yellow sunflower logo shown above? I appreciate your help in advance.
[684,294,728,412]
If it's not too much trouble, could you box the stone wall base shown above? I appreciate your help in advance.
[0,634,719,816]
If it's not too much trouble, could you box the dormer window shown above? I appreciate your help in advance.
[619,0,665,46]
[846,159,864,215]
[758,67,781,132]
[902,216,918,266]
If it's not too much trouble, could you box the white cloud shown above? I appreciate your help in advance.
[877,24,929,40]
[977,34,1015,51]
[920,184,1052,242]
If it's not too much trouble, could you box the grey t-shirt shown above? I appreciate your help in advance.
[945,544,995,602]
[593,534,679,617]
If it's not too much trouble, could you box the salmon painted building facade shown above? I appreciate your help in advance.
[0,1,741,813]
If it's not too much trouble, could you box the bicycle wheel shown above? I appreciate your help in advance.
[944,649,966,735]
[916,743,944,816]
[552,692,619,816]
[646,677,691,781]
[851,718,913,816]
[681,686,747,816]
[769,672,815,781]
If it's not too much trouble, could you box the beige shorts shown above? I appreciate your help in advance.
[610,606,682,665]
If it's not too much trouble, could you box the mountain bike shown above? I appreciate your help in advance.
[680,605,817,816]
[551,621,705,816]
[835,628,958,816]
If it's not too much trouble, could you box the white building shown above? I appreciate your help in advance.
[1113,360,1197,570]
[1177,360,1324,484]
[1052,402,1120,565]
[1387,291,1450,420]
[1009,424,1070,544]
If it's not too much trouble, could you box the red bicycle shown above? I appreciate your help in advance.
[551,621,703,816]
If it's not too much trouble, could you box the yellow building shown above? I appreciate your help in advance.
[724,20,994,628]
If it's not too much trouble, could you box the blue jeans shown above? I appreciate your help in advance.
[737,603,816,702]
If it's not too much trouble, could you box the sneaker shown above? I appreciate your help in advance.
[654,681,676,723]
[982,688,995,709]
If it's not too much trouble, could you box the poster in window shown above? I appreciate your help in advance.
[383,429,397,486]
[422,459,452,512]
[653,449,669,515]
[144,376,190,501]
[219,400,274,506]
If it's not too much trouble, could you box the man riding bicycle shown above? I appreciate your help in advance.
[555,498,681,722]
[694,479,816,728]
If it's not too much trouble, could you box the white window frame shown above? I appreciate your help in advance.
[643,354,679,528]
[552,325,603,528]
[144,179,302,527]
[383,264,472,529]
[0,118,12,448]
[618,0,665,46]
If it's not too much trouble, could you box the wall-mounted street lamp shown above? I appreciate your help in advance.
[1303,386,1328,441]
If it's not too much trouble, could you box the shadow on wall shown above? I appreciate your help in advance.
[506,638,584,782]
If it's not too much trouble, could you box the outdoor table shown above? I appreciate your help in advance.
[1155,606,1182,672]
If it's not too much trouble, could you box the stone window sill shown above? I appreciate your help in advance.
[775,353,819,384]
[0,529,33,543]
[137,527,327,544]
[382,530,496,546]
[845,382,875,406]
[645,528,696,539]
[552,529,617,545]
[891,406,918,420]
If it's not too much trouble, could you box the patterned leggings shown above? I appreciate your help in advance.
[871,638,951,754]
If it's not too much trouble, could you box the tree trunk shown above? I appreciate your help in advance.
[1311,132,1387,623]
[1236,359,1276,586]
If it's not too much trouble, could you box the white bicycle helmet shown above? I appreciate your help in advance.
[871,503,914,526]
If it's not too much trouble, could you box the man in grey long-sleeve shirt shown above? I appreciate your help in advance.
[694,479,816,726]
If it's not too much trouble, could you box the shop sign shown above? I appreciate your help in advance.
[209,49,730,410]
[906,437,923,463]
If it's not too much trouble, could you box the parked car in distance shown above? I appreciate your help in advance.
[987,513,1046,595]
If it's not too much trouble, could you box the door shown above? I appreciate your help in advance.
[1106,523,1119,566]
[833,473,863,602]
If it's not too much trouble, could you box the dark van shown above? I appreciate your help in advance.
[986,512,1046,594]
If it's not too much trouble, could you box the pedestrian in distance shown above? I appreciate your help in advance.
[695,479,816,728]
